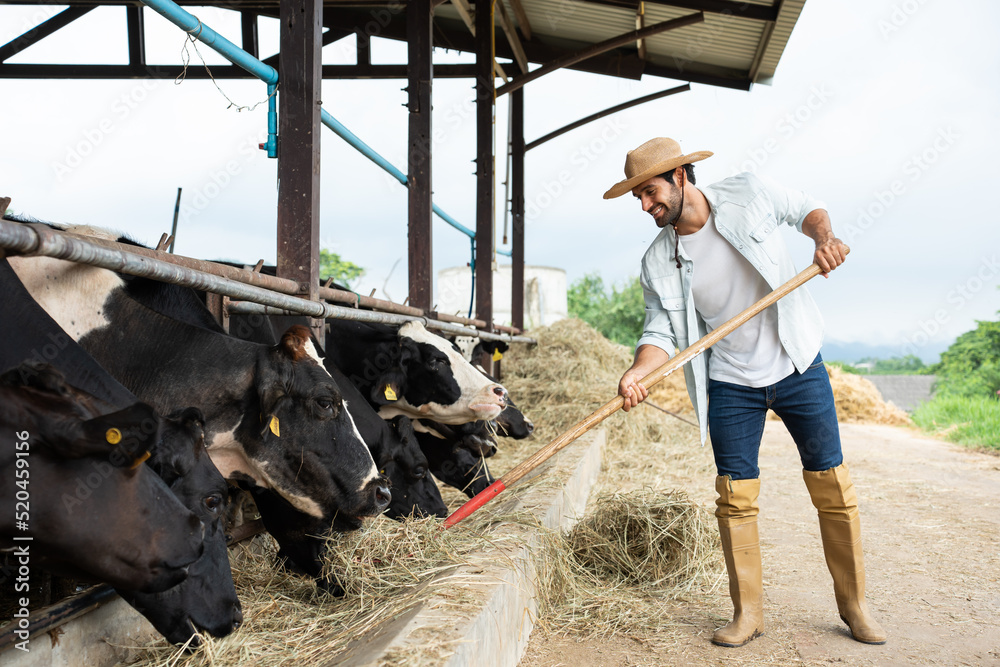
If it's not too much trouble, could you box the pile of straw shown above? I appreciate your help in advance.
[826,365,912,425]
[533,488,722,637]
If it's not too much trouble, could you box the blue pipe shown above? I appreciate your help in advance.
[264,83,278,158]
[141,0,510,254]
[140,0,278,85]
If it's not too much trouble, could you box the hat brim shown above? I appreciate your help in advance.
[603,150,713,199]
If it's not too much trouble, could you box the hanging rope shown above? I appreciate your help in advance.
[176,25,276,113]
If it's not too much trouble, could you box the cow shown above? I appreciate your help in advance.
[5,229,391,586]
[115,407,243,646]
[325,319,508,425]
[0,364,204,594]
[0,266,242,643]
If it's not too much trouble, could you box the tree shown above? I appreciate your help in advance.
[568,273,645,346]
[319,249,364,288]
[931,318,1000,399]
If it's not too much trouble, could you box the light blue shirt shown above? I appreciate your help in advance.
[636,172,827,443]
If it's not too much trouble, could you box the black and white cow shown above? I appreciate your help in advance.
[0,364,205,594]
[326,319,508,425]
[5,230,390,581]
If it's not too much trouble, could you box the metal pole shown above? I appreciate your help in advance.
[169,187,181,253]
[526,84,690,151]
[226,302,534,344]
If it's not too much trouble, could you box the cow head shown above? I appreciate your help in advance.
[0,366,205,593]
[495,402,535,439]
[117,407,242,646]
[379,416,448,519]
[370,322,508,425]
[415,427,496,498]
[229,326,390,528]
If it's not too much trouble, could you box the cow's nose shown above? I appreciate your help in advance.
[232,602,244,629]
[492,385,508,404]
[375,484,392,511]
[525,419,534,435]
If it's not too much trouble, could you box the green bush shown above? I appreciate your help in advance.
[567,274,645,347]
[930,319,1000,399]
[912,395,1000,450]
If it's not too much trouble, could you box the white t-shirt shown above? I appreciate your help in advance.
[679,213,795,387]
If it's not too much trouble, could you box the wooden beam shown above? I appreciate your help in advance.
[276,0,323,343]
[241,11,259,59]
[508,0,532,40]
[475,0,495,329]
[407,0,434,310]
[450,0,509,81]
[0,7,94,63]
[125,5,146,70]
[635,2,646,61]
[496,12,704,96]
[496,0,528,73]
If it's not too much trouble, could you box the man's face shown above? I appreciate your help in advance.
[631,175,682,229]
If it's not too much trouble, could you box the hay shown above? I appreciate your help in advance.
[125,516,514,667]
[826,365,912,425]
[533,488,723,637]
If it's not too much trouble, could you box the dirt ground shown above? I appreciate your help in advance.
[520,421,1000,666]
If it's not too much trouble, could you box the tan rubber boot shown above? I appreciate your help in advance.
[712,475,765,647]
[803,464,887,645]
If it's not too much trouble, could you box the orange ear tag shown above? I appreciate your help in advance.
[129,450,152,470]
[384,384,398,401]
[105,428,122,444]
[492,349,503,362]
[269,416,280,437]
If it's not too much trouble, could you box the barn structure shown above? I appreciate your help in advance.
[0,0,809,662]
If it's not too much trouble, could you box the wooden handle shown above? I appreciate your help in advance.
[444,261,834,527]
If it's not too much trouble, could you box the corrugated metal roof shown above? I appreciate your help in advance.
[435,0,807,89]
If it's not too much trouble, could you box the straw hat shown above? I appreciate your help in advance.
[603,137,712,199]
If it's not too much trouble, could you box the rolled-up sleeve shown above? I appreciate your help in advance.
[635,268,677,355]
[757,174,826,233]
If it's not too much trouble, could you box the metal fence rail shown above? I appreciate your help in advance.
[0,220,534,344]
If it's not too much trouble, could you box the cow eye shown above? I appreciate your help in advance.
[315,397,334,411]
[411,466,427,480]
[204,494,224,513]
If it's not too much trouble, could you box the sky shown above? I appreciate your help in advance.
[1,0,998,363]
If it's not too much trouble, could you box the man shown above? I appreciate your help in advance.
[606,137,885,647]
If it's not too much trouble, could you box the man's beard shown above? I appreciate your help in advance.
[655,189,684,229]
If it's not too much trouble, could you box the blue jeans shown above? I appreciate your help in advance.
[707,353,843,480]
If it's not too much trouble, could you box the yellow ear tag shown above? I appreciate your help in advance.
[129,450,151,470]
[492,349,503,362]
[269,416,280,437]
[384,384,398,401]
[106,428,122,445]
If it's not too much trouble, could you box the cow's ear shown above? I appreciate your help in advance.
[78,402,162,470]
[370,369,407,407]
[278,325,313,362]
[398,336,420,369]
[256,348,294,425]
